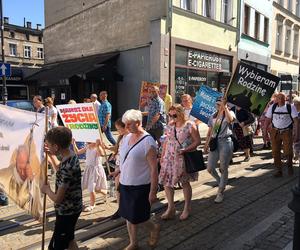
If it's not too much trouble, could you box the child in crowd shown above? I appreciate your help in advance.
[41,127,82,250]
[72,139,107,212]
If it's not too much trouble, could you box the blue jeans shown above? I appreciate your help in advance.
[207,137,233,192]
[104,127,116,145]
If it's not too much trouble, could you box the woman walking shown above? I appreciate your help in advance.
[159,104,201,220]
[119,109,160,250]
[204,98,235,203]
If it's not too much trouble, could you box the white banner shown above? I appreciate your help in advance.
[56,103,101,143]
[0,104,45,220]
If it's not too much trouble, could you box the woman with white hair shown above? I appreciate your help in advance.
[119,109,160,249]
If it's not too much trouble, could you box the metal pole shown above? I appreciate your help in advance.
[0,0,7,105]
[288,161,300,249]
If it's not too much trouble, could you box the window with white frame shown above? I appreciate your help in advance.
[264,17,269,43]
[180,0,197,12]
[37,47,44,59]
[293,29,299,57]
[296,0,300,17]
[285,25,292,55]
[221,0,232,24]
[9,43,17,56]
[203,0,215,19]
[276,21,283,51]
[243,5,250,35]
[254,11,260,40]
[24,45,31,58]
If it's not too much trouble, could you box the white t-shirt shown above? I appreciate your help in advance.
[184,108,197,123]
[49,106,58,128]
[265,103,297,129]
[93,100,101,114]
[119,132,157,186]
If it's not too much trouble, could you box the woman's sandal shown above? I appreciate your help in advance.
[160,209,176,220]
[148,224,161,247]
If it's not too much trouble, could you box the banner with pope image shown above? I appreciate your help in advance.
[56,103,101,143]
[0,104,45,220]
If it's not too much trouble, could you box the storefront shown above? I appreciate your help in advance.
[174,46,233,103]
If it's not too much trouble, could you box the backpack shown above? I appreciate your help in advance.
[271,103,293,129]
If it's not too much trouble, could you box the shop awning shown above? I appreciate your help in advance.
[26,52,119,82]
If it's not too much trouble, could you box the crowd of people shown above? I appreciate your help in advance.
[2,86,300,250]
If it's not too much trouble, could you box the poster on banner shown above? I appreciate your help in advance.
[0,104,45,220]
[139,81,160,110]
[227,62,280,116]
[56,103,101,142]
[190,85,222,124]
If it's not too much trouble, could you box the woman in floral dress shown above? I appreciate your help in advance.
[159,104,201,220]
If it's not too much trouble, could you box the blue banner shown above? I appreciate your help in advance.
[190,85,222,124]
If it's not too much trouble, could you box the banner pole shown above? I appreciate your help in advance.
[41,107,49,250]
[93,104,111,175]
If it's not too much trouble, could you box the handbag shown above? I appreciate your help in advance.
[209,115,225,152]
[242,125,254,137]
[174,126,206,173]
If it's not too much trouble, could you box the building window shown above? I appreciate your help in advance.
[288,0,293,12]
[37,47,44,59]
[9,31,15,38]
[243,5,250,35]
[264,17,269,43]
[221,0,232,24]
[203,0,215,19]
[285,25,292,55]
[293,30,299,57]
[180,0,197,13]
[297,0,300,17]
[38,36,43,43]
[24,46,31,58]
[276,21,283,51]
[254,12,260,40]
[25,33,30,41]
[9,43,17,56]
[278,0,284,6]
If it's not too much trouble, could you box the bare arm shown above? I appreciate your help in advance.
[146,147,158,205]
[41,185,66,204]
[264,117,271,131]
[204,127,212,153]
[72,140,86,155]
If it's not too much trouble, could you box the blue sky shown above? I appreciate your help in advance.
[3,0,44,28]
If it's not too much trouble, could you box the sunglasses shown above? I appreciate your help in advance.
[168,113,177,118]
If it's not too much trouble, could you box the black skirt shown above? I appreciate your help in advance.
[119,183,151,224]
[233,125,252,150]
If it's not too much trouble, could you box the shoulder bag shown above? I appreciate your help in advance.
[174,126,205,173]
[209,115,225,152]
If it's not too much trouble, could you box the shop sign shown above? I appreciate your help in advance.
[188,50,223,71]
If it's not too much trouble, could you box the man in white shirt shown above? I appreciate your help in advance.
[90,93,101,114]
[265,92,298,177]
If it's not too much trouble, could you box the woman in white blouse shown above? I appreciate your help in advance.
[119,109,160,250]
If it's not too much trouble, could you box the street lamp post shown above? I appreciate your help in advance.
[0,0,7,105]
[288,168,300,249]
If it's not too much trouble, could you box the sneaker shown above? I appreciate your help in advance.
[111,210,121,220]
[0,194,8,206]
[244,156,250,162]
[214,193,224,203]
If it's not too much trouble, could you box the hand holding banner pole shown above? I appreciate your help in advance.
[42,107,49,250]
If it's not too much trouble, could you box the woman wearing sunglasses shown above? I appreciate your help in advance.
[159,104,201,220]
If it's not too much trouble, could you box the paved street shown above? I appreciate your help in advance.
[0,136,298,250]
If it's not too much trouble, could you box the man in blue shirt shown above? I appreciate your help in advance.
[145,86,166,143]
[98,91,116,145]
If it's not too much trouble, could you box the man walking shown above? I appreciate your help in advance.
[98,91,116,145]
[90,93,101,114]
[145,86,166,142]
[265,92,298,177]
